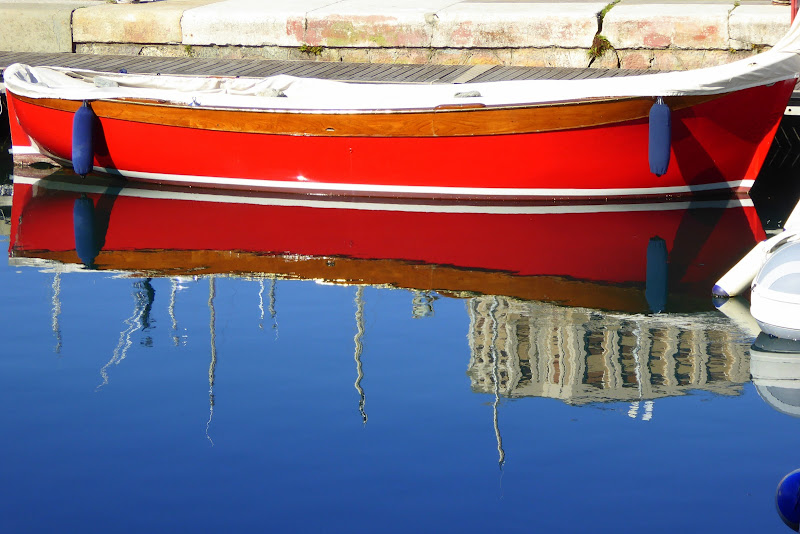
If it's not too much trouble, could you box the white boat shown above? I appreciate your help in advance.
[714,198,800,339]
[751,240,800,339]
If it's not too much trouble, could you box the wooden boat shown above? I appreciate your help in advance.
[4,17,800,200]
[8,169,765,312]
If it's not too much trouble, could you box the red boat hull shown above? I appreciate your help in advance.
[6,80,794,200]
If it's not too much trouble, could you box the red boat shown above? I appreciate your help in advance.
[8,170,765,312]
[4,19,800,201]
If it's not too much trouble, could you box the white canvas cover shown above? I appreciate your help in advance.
[5,18,800,112]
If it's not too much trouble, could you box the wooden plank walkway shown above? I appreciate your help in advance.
[0,51,657,84]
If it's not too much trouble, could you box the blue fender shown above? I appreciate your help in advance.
[73,195,99,268]
[645,236,668,313]
[72,101,95,176]
[777,469,800,531]
[648,97,671,177]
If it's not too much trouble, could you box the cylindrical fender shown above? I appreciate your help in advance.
[648,97,671,177]
[72,101,95,176]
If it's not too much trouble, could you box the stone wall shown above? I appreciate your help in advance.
[2,0,794,69]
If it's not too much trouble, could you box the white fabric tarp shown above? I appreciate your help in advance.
[5,18,800,111]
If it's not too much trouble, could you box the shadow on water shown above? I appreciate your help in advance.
[1,92,12,230]
[1,92,11,180]
[751,116,800,230]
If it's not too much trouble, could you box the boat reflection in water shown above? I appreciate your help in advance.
[751,333,800,418]
[8,168,765,311]
[7,168,764,435]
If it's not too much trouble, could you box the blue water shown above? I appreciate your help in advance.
[1,235,800,534]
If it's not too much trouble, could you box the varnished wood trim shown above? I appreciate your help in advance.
[11,92,721,138]
[434,103,487,110]
[12,249,647,312]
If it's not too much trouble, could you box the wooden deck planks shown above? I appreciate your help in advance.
[0,51,664,85]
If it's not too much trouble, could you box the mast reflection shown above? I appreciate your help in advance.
[354,286,367,425]
[207,276,217,446]
[97,278,156,389]
[51,272,62,354]
[169,277,192,346]
[484,297,506,469]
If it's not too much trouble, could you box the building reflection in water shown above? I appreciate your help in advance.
[466,295,749,416]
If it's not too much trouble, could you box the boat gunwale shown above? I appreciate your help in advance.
[9,90,722,138]
[12,91,690,115]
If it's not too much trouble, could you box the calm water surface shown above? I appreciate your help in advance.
[1,165,800,533]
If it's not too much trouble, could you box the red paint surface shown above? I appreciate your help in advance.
[5,91,33,150]
[7,80,794,198]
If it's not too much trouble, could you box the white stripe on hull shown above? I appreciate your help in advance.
[9,145,41,155]
[12,174,755,215]
[91,166,754,199]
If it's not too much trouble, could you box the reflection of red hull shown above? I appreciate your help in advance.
[5,80,793,199]
[9,172,765,311]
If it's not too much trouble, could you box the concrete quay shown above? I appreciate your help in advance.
[0,0,795,70]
